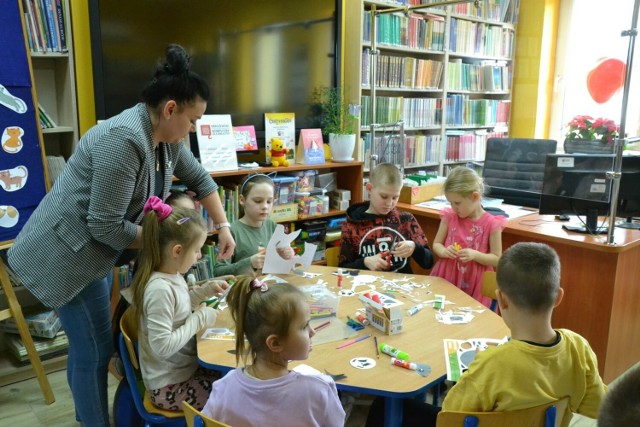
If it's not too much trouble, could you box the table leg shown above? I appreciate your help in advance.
[384,397,403,427]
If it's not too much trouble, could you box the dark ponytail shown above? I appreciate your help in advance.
[141,44,210,108]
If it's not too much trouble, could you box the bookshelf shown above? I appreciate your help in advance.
[345,0,518,175]
[23,0,79,161]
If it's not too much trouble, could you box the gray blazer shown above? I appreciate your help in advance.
[8,103,217,308]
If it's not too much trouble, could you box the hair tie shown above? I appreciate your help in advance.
[240,173,276,195]
[250,279,269,293]
[143,196,173,221]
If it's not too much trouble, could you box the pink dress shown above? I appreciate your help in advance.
[431,208,507,308]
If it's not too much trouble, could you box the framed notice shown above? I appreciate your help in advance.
[196,114,238,172]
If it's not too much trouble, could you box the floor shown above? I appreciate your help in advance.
[0,369,598,427]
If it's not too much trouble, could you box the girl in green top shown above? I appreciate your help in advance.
[215,174,294,275]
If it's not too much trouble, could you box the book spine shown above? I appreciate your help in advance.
[55,0,66,51]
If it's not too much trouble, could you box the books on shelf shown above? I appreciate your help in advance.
[5,330,69,363]
[22,0,68,53]
[0,307,62,339]
[38,103,57,129]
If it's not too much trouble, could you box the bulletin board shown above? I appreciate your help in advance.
[0,0,48,245]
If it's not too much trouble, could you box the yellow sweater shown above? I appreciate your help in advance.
[442,329,607,427]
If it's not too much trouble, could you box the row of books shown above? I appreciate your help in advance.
[446,60,512,92]
[5,330,68,363]
[363,10,446,52]
[38,103,57,129]
[362,133,442,172]
[362,50,444,90]
[445,95,511,127]
[449,18,515,59]
[22,0,68,53]
[452,0,520,24]
[187,243,217,282]
[361,95,442,129]
[443,129,507,162]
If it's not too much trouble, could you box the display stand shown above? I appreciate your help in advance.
[0,257,54,404]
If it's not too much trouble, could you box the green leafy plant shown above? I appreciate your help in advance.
[312,86,358,135]
[565,115,620,144]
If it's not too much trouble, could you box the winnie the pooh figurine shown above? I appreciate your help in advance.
[269,137,290,167]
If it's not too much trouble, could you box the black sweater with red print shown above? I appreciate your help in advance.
[338,201,434,274]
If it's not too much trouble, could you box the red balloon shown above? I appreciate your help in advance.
[586,58,626,104]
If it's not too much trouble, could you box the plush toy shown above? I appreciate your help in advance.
[269,137,289,167]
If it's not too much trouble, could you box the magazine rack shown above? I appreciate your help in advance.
[0,257,54,404]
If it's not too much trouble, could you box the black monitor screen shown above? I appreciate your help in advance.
[540,154,614,232]
[616,155,640,222]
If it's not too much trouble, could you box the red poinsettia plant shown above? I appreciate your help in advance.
[565,115,620,144]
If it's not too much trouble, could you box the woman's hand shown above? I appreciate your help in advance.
[391,241,415,259]
[216,227,236,260]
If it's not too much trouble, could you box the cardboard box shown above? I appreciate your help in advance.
[270,203,298,222]
[0,308,62,339]
[399,183,444,204]
[359,291,404,335]
[331,189,351,201]
[331,199,350,211]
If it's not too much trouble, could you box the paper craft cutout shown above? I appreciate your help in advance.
[0,84,27,114]
[262,224,317,274]
[443,337,508,381]
[0,205,20,228]
[200,328,235,341]
[0,165,28,192]
[2,126,24,154]
[350,357,376,370]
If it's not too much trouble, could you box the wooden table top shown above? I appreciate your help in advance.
[198,266,509,397]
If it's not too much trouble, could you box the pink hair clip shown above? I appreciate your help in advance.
[250,279,269,293]
[143,196,172,221]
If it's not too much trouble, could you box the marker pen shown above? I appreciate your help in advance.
[391,357,417,370]
[379,343,409,360]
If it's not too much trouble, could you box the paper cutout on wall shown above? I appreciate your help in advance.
[0,205,20,228]
[262,224,317,274]
[586,57,626,104]
[2,126,24,153]
[0,84,27,114]
[0,165,28,192]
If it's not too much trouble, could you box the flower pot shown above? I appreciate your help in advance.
[563,138,614,155]
[329,133,356,161]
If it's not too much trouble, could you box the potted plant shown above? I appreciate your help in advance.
[564,115,619,154]
[312,86,359,161]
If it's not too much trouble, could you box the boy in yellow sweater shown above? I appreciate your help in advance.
[366,242,607,427]
[441,241,607,426]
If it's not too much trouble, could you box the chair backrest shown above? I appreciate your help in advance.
[325,246,340,267]
[118,307,184,424]
[481,271,498,312]
[436,397,570,427]
[482,138,557,208]
[183,401,231,427]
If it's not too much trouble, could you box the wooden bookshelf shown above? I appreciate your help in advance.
[345,0,519,175]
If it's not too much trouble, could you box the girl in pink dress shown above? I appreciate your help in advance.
[431,167,507,307]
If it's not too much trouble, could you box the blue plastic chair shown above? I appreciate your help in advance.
[118,307,185,427]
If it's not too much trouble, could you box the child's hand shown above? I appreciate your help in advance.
[364,254,392,271]
[457,248,479,263]
[207,279,228,296]
[440,244,459,259]
[198,303,218,326]
[276,244,295,260]
[251,247,266,269]
[391,241,415,259]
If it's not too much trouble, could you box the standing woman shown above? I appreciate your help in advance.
[7,44,235,426]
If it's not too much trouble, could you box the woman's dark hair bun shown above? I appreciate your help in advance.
[163,44,190,76]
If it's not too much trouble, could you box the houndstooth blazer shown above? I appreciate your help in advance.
[8,103,217,308]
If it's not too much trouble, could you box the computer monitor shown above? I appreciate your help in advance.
[540,154,614,234]
[616,155,640,229]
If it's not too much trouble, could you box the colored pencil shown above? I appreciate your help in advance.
[374,336,380,358]
[314,321,331,332]
[336,334,371,349]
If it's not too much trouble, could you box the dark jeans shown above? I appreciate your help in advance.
[57,277,113,427]
[365,396,440,427]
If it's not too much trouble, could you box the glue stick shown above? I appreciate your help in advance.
[407,303,424,316]
[391,357,417,371]
[355,311,369,325]
[379,343,409,361]
[337,268,343,288]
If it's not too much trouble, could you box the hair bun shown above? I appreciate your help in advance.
[163,44,190,76]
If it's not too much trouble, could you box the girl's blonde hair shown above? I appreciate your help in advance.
[226,276,304,365]
[131,205,207,320]
[443,166,484,198]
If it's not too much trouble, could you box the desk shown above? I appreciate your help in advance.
[198,266,508,427]
[399,202,640,383]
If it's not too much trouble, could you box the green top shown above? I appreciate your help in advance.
[214,218,277,276]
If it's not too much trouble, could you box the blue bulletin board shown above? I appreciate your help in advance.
[0,1,47,243]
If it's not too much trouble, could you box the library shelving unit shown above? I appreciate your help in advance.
[344,0,518,175]
[24,0,79,161]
